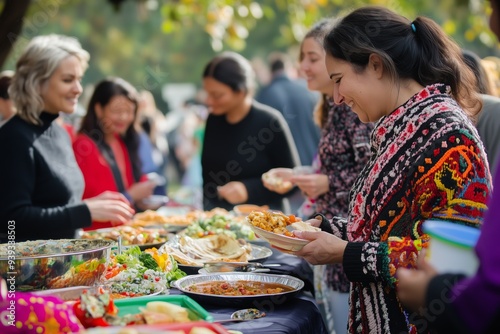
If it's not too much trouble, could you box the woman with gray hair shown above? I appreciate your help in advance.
[0,34,134,243]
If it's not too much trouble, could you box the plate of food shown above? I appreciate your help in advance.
[180,214,256,241]
[174,272,304,306]
[0,239,113,291]
[32,284,165,301]
[159,235,272,275]
[70,287,214,330]
[131,209,197,233]
[246,211,319,252]
[261,168,294,193]
[233,204,269,216]
[79,226,170,251]
[141,195,169,209]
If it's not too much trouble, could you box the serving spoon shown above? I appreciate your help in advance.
[215,308,266,323]
[202,261,281,273]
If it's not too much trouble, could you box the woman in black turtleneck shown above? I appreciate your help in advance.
[0,34,134,243]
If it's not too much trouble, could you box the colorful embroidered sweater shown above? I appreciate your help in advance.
[329,84,491,333]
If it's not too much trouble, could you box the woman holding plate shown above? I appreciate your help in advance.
[292,7,491,333]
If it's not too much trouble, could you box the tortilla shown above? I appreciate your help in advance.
[160,235,251,266]
[290,221,321,232]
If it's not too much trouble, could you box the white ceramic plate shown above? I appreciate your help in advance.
[249,225,309,252]
[142,195,169,207]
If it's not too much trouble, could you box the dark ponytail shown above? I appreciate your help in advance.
[324,6,481,119]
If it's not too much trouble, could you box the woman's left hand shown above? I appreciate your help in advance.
[396,250,438,312]
[217,181,248,204]
[293,230,348,264]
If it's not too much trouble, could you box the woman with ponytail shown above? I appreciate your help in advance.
[292,6,491,333]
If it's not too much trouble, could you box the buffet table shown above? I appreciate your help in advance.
[204,292,328,334]
[171,246,328,334]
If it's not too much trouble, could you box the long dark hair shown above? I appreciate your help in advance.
[462,49,492,95]
[79,77,142,182]
[202,51,255,94]
[324,6,481,118]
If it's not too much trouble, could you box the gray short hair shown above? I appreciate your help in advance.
[9,34,90,125]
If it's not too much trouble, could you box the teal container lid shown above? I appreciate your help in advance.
[423,220,480,249]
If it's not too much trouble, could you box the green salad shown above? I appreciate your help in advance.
[184,215,255,240]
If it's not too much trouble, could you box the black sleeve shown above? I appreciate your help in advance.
[0,137,91,235]
[243,107,300,206]
[424,273,469,334]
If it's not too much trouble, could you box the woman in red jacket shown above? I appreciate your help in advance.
[73,77,155,230]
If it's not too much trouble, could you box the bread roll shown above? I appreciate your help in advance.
[145,301,190,322]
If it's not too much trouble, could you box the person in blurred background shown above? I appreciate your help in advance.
[0,35,133,242]
[201,51,300,211]
[292,7,491,333]
[462,49,500,174]
[397,1,500,332]
[137,90,168,195]
[73,77,156,230]
[255,52,320,166]
[0,70,15,127]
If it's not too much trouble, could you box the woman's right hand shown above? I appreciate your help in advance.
[84,197,135,225]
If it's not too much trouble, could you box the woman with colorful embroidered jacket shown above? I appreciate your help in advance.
[291,6,492,334]
[265,19,374,334]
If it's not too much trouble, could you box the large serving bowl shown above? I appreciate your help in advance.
[174,272,304,307]
[0,239,113,291]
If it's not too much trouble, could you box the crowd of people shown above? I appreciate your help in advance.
[1,2,500,334]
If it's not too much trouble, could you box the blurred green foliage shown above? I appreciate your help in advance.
[1,0,498,112]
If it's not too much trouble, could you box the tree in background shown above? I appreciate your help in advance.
[0,0,497,113]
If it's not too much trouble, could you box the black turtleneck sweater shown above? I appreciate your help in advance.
[201,101,300,211]
[0,112,91,242]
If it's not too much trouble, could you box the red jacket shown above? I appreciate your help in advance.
[73,133,135,230]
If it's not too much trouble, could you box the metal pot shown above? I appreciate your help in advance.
[0,239,113,291]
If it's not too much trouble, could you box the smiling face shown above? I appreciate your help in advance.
[299,37,332,95]
[325,53,391,123]
[95,95,136,135]
[203,77,246,116]
[41,55,83,115]
[490,0,500,39]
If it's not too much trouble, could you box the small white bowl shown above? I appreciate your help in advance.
[249,225,309,252]
[142,195,169,208]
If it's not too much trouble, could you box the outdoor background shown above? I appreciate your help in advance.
[1,0,498,112]
[1,0,498,203]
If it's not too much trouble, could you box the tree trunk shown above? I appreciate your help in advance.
[0,0,32,69]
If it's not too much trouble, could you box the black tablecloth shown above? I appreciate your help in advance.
[173,243,328,334]
[206,292,327,334]
[260,244,315,295]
